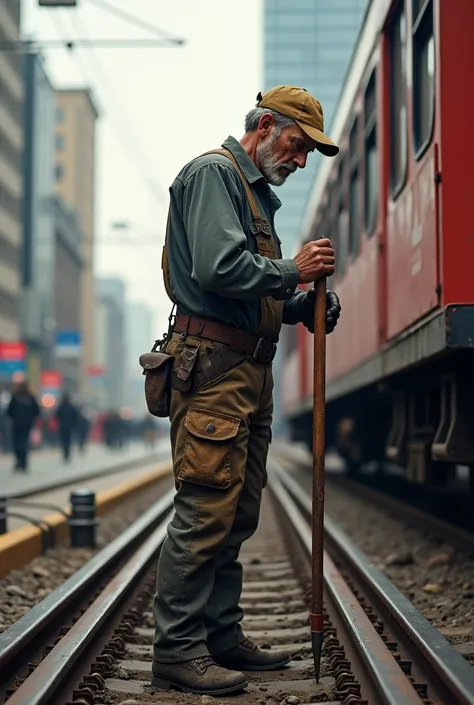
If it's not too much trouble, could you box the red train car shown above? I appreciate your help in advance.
[283,0,474,488]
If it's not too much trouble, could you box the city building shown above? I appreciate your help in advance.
[125,302,154,415]
[21,53,84,399]
[51,195,84,394]
[21,51,56,392]
[54,88,99,395]
[96,278,127,410]
[0,0,23,346]
[263,0,367,435]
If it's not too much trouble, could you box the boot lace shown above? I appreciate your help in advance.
[241,637,257,652]
[193,656,216,671]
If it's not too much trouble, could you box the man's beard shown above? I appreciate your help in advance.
[256,133,297,186]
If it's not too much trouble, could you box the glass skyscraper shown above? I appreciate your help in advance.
[264,0,368,435]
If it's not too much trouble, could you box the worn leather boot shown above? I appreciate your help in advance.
[213,637,291,671]
[151,656,248,695]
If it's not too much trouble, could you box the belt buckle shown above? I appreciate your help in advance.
[253,338,276,363]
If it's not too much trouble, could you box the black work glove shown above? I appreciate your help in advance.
[299,289,341,334]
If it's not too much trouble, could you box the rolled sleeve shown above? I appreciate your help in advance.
[182,163,299,300]
[272,260,300,301]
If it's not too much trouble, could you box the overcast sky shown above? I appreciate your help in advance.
[22,0,263,336]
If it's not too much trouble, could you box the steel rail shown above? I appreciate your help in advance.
[270,472,423,705]
[0,486,174,692]
[4,514,172,705]
[273,462,474,705]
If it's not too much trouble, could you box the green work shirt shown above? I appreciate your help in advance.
[165,135,307,334]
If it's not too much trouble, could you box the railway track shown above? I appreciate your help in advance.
[1,461,474,704]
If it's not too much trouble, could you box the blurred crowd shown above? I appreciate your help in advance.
[0,380,161,471]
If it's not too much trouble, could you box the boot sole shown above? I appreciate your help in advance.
[215,655,292,672]
[151,676,248,696]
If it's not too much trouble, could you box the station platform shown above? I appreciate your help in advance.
[0,439,172,535]
[0,441,170,497]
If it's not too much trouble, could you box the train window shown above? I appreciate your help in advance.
[318,206,334,285]
[364,69,378,235]
[349,118,360,259]
[388,3,407,196]
[412,0,425,19]
[412,0,435,156]
[336,159,348,277]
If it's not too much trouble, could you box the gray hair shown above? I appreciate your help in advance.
[244,107,296,135]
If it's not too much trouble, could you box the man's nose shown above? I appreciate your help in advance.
[293,153,307,169]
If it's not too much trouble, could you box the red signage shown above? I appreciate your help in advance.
[0,342,26,360]
[88,365,104,377]
[40,370,63,388]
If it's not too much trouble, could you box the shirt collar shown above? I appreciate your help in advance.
[222,135,282,210]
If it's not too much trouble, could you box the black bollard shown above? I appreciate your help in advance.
[67,489,99,548]
[0,497,7,535]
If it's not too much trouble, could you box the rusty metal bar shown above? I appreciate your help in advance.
[311,276,327,680]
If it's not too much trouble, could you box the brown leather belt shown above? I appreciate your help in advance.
[173,315,277,364]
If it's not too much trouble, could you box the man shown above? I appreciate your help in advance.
[152,86,341,696]
[55,393,78,462]
[6,380,40,471]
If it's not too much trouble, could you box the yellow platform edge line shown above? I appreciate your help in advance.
[0,460,172,579]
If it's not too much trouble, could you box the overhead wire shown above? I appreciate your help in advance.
[51,6,172,209]
[87,0,185,44]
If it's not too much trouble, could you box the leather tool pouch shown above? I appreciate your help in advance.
[172,344,199,393]
[139,351,173,418]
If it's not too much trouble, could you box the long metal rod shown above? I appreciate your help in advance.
[311,276,327,681]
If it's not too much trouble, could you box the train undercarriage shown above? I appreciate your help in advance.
[288,349,474,492]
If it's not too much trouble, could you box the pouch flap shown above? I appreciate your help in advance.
[139,351,173,371]
[184,407,240,441]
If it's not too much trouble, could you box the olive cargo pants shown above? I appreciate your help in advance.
[153,334,273,662]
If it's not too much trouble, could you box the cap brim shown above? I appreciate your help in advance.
[296,121,339,157]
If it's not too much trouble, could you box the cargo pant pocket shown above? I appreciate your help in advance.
[177,407,241,489]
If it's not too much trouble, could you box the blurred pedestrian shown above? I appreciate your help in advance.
[76,406,90,453]
[6,381,40,471]
[55,393,78,462]
[142,414,157,449]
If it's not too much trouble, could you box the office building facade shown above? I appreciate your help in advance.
[263,0,367,435]
[264,0,368,249]
[21,52,55,391]
[0,0,23,344]
[97,278,127,410]
[21,54,85,397]
[54,88,99,395]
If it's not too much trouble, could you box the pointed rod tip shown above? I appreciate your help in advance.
[311,630,324,683]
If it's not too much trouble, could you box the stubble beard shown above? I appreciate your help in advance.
[256,133,297,187]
